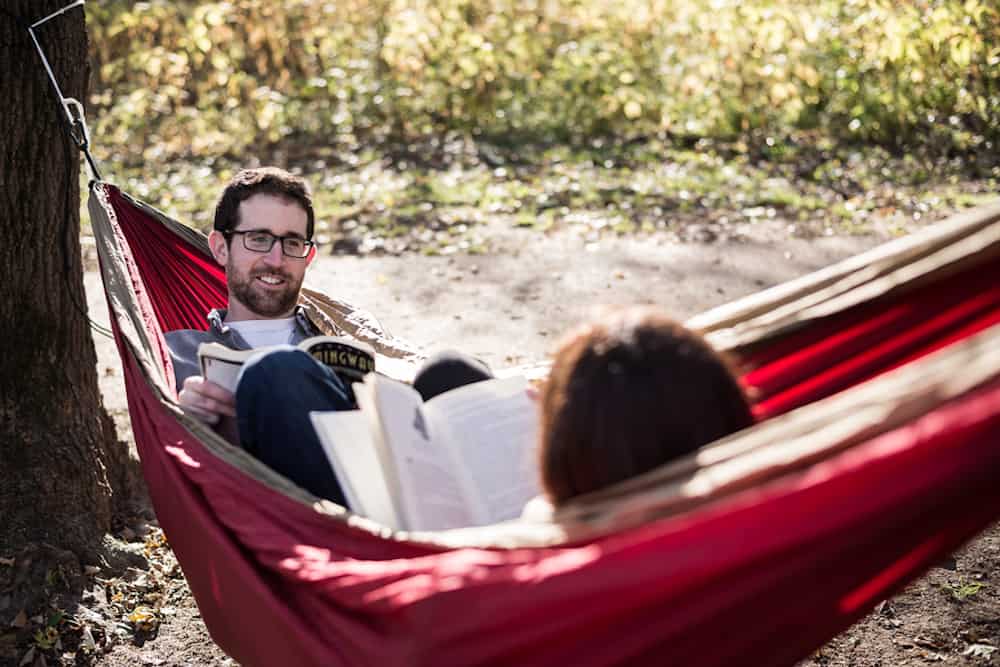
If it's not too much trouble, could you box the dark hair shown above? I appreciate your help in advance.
[213,167,315,239]
[539,306,755,505]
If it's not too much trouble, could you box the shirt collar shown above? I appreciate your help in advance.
[207,305,319,337]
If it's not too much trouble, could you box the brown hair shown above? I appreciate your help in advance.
[539,306,754,505]
[213,167,315,239]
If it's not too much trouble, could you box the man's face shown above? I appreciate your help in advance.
[208,193,314,321]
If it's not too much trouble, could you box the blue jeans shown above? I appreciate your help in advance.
[234,346,494,507]
[236,346,352,506]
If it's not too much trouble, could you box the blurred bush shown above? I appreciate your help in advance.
[87,0,1000,164]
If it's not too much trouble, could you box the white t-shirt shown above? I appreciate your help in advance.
[226,317,297,349]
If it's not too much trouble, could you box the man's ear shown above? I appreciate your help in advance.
[305,243,317,266]
[208,230,229,267]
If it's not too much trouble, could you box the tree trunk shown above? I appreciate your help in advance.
[0,0,127,555]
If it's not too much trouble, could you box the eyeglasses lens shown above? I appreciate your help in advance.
[241,232,309,257]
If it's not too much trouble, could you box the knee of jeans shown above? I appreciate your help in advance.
[413,350,493,400]
[238,345,314,388]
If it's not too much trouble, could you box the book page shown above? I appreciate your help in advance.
[200,355,244,393]
[309,410,401,529]
[366,375,476,531]
[425,377,540,526]
[373,355,420,384]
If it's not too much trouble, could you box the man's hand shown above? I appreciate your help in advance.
[178,375,236,425]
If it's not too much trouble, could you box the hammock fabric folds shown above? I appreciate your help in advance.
[89,181,1000,667]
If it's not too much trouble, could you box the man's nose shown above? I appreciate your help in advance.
[261,240,285,265]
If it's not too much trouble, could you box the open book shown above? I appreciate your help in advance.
[198,336,375,393]
[311,374,540,531]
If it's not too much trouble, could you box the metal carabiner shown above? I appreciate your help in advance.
[62,97,91,149]
[25,0,102,180]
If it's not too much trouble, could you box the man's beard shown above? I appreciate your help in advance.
[227,262,303,318]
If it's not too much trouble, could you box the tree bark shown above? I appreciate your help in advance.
[0,0,127,555]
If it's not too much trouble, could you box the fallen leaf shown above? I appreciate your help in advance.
[964,644,997,659]
[11,610,27,629]
[32,626,59,650]
[128,606,159,632]
[17,646,34,667]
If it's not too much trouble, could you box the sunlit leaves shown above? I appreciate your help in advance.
[86,0,1000,165]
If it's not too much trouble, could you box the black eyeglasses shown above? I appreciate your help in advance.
[224,230,315,258]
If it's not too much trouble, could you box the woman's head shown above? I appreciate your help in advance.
[539,306,754,505]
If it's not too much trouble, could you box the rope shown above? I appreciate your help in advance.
[29,0,84,28]
[2,4,113,339]
[24,0,102,181]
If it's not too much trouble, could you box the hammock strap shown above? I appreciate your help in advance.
[7,0,114,339]
[25,0,102,182]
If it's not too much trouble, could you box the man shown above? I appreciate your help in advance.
[166,167,492,506]
[166,167,354,504]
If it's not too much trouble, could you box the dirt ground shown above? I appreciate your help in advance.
[63,215,999,666]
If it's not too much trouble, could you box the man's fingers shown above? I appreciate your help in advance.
[185,376,236,405]
[180,394,235,423]
[179,376,237,420]
[201,387,237,415]
[195,394,237,418]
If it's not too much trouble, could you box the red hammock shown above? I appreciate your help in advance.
[90,182,1000,666]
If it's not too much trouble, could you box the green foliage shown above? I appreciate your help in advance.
[86,0,1000,166]
[943,579,985,601]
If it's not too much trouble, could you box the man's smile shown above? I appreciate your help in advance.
[254,272,289,288]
